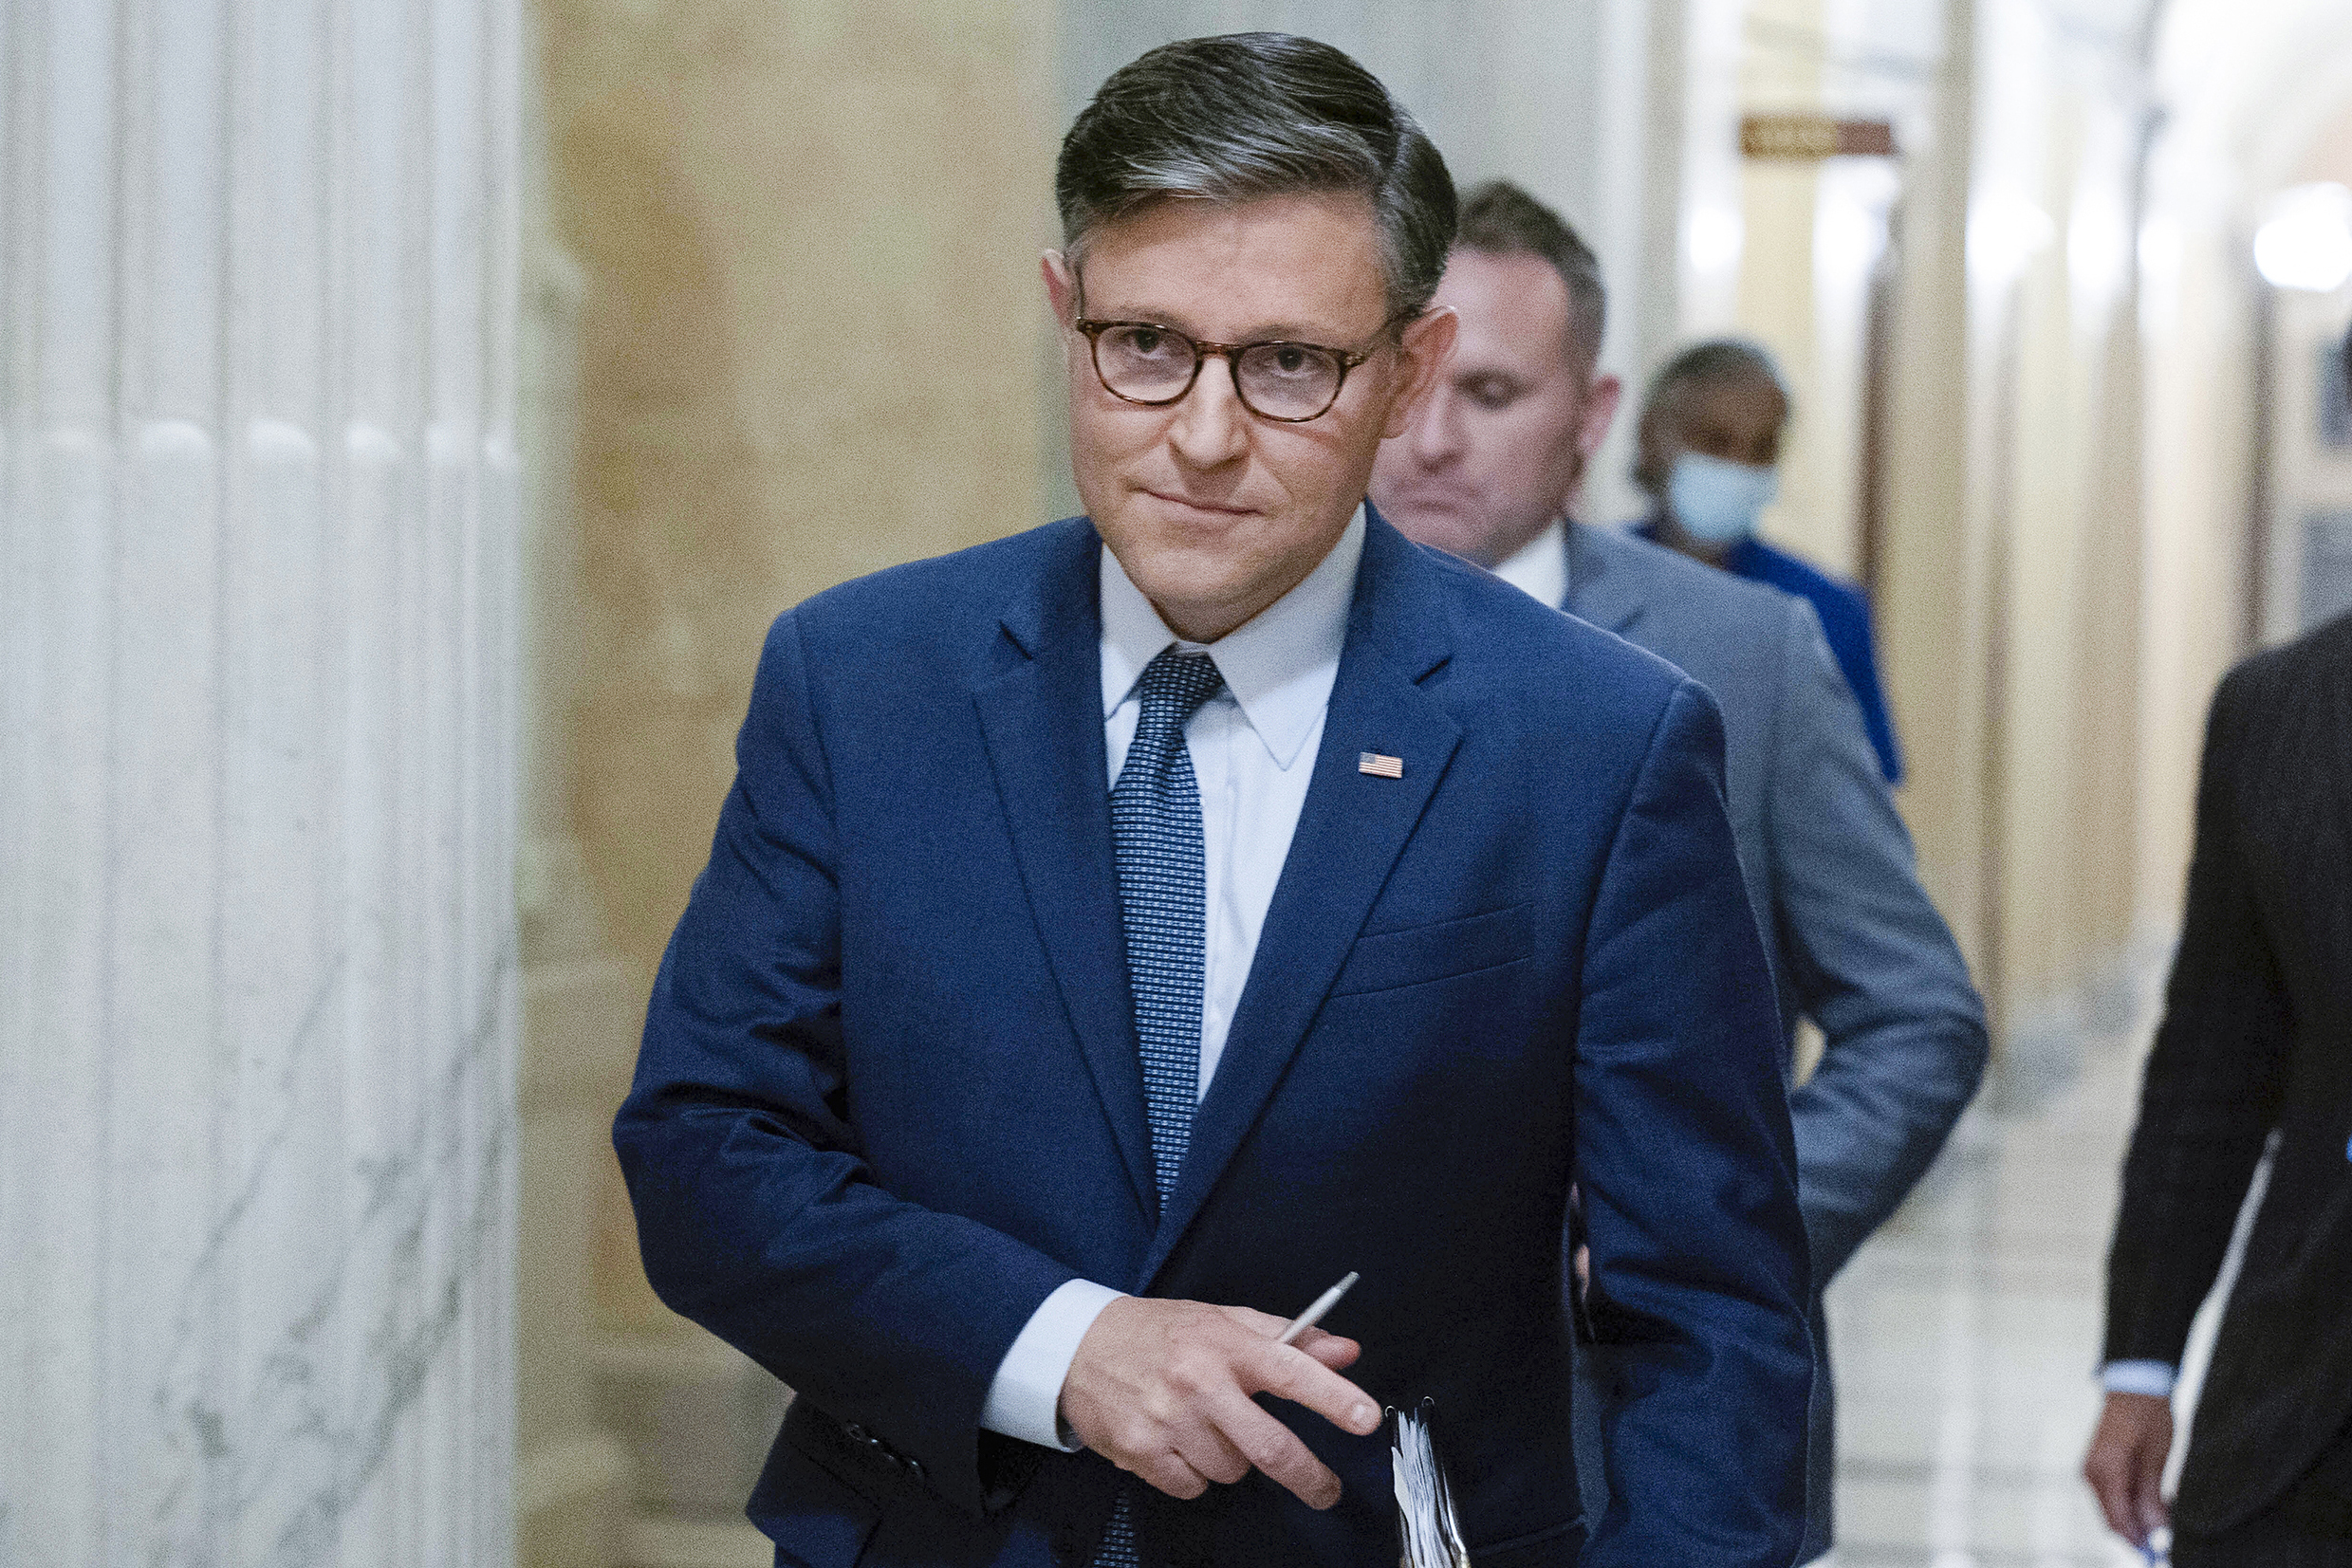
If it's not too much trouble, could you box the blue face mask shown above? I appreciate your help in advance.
[1668,452,1778,544]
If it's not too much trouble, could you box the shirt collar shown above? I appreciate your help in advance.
[1100,505,1363,771]
[1490,519,1567,607]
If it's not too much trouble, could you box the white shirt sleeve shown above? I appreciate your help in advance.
[978,1279,1126,1450]
[2100,1360,2177,1398]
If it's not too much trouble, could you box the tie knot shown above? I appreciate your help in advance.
[1137,647,1225,726]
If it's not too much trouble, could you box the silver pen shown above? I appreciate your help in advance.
[1275,1270,1361,1346]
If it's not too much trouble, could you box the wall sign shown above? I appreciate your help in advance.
[1741,115,1898,159]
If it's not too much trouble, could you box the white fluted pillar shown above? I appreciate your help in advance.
[0,1,521,1564]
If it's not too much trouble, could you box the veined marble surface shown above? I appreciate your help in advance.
[0,2,523,1563]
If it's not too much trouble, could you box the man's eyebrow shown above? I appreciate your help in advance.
[1080,304,1379,343]
[1233,320,1375,342]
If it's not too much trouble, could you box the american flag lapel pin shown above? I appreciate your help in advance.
[1358,751,1404,779]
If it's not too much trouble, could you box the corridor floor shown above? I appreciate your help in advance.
[1820,968,2172,1568]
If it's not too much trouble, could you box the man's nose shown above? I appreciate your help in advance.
[1405,385,1463,467]
[1167,357,1250,470]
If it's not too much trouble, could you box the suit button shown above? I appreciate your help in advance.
[843,1422,868,1442]
[906,1458,926,1481]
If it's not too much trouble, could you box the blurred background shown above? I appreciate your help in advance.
[5,1,2351,1565]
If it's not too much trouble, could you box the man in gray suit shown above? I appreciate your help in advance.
[1370,179,1987,1563]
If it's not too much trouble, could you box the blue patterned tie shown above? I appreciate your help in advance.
[1096,646,1224,1568]
[1112,647,1224,1203]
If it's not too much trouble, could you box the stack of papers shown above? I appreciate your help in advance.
[1389,1399,1470,1568]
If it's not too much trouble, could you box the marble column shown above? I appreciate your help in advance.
[0,2,522,1565]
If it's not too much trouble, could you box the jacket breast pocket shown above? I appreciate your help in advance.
[1328,902,1534,997]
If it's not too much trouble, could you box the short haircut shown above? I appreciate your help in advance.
[1454,180,1608,372]
[1633,339,1791,492]
[1640,338,1789,421]
[1055,32,1457,324]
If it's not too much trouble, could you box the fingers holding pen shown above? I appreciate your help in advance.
[1215,1302,1364,1372]
[1060,1296,1380,1511]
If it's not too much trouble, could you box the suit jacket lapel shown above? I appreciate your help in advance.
[1139,512,1464,1285]
[1563,520,1647,634]
[972,524,1158,1223]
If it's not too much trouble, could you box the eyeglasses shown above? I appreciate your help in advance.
[1073,319,1383,423]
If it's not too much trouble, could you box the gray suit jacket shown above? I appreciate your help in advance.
[1565,521,1987,1279]
[1563,522,1986,1562]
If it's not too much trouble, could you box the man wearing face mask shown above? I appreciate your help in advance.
[1372,182,1985,1564]
[1635,341,1905,784]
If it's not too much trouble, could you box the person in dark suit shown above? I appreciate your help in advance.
[1369,179,1987,1564]
[614,34,1813,1568]
[2084,609,2352,1566]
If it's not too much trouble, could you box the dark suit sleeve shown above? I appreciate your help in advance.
[1575,677,1815,1568]
[612,611,1079,1514]
[1771,600,1988,1281]
[2102,669,2291,1367]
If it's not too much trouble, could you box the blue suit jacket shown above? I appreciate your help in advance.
[615,511,1812,1568]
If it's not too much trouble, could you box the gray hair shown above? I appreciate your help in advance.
[1055,32,1457,325]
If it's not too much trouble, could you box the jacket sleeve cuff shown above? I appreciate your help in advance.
[2100,1359,2177,1398]
[978,1279,1125,1451]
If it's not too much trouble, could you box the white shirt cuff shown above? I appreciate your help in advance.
[978,1279,1124,1451]
[2102,1360,2177,1398]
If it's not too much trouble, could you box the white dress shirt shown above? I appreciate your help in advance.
[975,507,1365,1450]
[2100,1360,2176,1397]
[1490,519,1567,607]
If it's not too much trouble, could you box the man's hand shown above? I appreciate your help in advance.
[1060,1296,1381,1510]
[2083,1391,2173,1548]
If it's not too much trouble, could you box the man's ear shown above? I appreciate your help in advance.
[1561,372,1624,519]
[1577,373,1623,461]
[1382,305,1459,440]
[1042,249,1078,328]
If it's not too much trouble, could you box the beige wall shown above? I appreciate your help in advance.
[1877,0,1993,985]
[544,0,1058,981]
[1771,0,2177,1053]
[542,0,1058,1315]
[522,2,1058,1559]
[1732,0,1847,575]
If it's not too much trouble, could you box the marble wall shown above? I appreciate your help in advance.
[0,1,522,1564]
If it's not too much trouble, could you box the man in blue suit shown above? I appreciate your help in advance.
[1369,181,1986,1564]
[615,35,1812,1568]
